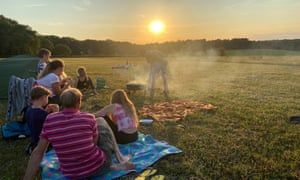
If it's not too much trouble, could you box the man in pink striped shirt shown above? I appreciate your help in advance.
[24,88,134,180]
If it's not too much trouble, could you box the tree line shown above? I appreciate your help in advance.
[1,14,300,58]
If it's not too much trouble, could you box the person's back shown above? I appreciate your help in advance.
[94,89,139,144]
[41,110,105,178]
[24,86,59,154]
[37,72,60,94]
[25,107,48,148]
[36,60,71,104]
[112,103,137,131]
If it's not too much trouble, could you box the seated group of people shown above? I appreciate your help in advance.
[23,49,139,179]
[36,48,98,103]
[37,62,97,104]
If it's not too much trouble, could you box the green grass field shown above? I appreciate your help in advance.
[0,55,300,179]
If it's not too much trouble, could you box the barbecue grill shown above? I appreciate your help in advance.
[126,82,146,95]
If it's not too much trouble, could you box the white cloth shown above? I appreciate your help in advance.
[37,73,60,96]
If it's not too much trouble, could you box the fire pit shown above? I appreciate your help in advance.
[126,81,146,95]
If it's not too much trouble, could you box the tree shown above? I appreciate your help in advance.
[0,15,39,56]
[39,37,54,52]
[53,44,72,56]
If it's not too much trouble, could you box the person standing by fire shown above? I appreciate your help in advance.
[144,49,169,99]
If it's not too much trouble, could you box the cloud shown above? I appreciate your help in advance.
[72,0,92,11]
[72,5,86,11]
[82,0,92,6]
[24,4,46,8]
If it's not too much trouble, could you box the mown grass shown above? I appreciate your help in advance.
[0,55,300,179]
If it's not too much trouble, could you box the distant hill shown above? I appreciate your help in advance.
[226,49,300,56]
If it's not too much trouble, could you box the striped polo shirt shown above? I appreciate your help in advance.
[40,108,105,179]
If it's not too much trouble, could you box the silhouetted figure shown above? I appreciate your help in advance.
[144,50,169,100]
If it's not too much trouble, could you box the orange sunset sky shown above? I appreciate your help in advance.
[1,0,300,44]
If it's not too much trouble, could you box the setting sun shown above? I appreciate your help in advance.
[149,20,164,33]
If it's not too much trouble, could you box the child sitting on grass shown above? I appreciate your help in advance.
[37,59,71,105]
[73,66,98,95]
[24,86,59,154]
[94,89,139,144]
[37,48,51,78]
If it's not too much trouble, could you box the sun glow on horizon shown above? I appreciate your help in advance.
[149,20,164,34]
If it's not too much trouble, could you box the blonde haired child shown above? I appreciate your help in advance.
[94,89,139,144]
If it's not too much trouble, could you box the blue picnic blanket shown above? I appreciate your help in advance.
[41,133,182,179]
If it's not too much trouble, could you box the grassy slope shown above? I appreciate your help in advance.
[0,55,300,179]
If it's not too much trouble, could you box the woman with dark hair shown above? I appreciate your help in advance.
[36,59,71,104]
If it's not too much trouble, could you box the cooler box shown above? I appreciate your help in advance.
[96,78,106,89]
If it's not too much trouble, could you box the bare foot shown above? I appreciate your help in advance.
[117,154,131,163]
[110,161,135,171]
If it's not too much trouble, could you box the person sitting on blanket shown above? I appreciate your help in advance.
[73,66,98,95]
[23,88,134,180]
[24,86,59,154]
[36,59,71,104]
[94,89,139,144]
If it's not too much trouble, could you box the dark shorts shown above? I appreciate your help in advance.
[104,115,138,144]
[90,123,115,178]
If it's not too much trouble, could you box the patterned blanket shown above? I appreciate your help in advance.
[41,133,182,179]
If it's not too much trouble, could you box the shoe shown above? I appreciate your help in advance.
[151,175,165,180]
[135,168,157,180]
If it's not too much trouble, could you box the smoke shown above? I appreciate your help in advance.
[167,50,220,99]
[128,49,240,100]
[129,63,149,84]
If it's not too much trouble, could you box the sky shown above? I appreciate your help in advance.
[1,0,300,44]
